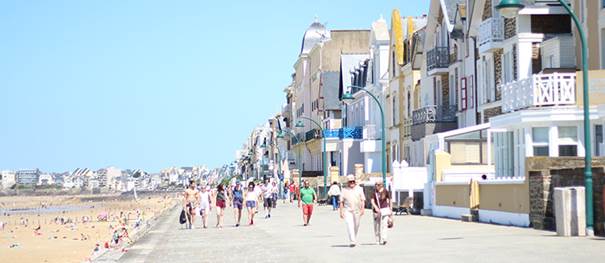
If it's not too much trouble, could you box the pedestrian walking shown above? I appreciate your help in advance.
[215,184,229,228]
[289,183,296,204]
[271,181,279,208]
[245,182,260,225]
[261,179,274,218]
[328,181,341,211]
[232,183,244,227]
[299,180,316,226]
[370,181,392,245]
[182,181,200,229]
[198,185,212,228]
[339,175,365,247]
[283,181,290,204]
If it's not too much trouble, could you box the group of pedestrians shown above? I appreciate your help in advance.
[182,178,284,229]
[326,175,394,247]
[183,174,394,248]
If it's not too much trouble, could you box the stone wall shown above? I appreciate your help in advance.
[482,0,492,21]
[483,106,502,122]
[504,18,516,40]
[494,49,503,100]
[527,157,605,236]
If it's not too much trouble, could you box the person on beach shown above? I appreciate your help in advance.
[245,182,259,225]
[328,181,341,211]
[262,179,274,219]
[370,181,392,245]
[183,181,200,229]
[199,185,212,228]
[215,184,229,228]
[339,175,365,247]
[232,183,244,227]
[299,180,316,226]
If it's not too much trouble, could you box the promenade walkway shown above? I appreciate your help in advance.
[106,202,604,263]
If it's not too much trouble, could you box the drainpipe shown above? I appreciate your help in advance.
[471,36,479,125]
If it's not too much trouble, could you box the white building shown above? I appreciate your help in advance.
[0,171,16,190]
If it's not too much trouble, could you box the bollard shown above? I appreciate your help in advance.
[554,187,586,236]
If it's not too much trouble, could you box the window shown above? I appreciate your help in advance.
[392,95,397,126]
[595,125,603,156]
[461,77,467,110]
[503,51,512,84]
[469,75,474,109]
[532,127,549,156]
[558,126,578,157]
[601,28,605,69]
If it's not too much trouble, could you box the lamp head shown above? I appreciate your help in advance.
[496,0,524,19]
[276,131,285,139]
[342,92,355,101]
[295,120,305,128]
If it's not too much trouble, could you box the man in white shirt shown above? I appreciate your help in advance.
[339,175,365,247]
[327,181,341,211]
[262,179,274,218]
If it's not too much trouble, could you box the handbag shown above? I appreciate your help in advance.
[375,193,392,216]
[179,209,187,224]
[387,217,394,228]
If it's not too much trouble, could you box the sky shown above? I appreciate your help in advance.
[0,0,429,172]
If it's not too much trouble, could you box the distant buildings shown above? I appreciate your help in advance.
[15,169,41,186]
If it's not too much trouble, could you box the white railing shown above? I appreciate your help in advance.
[363,124,379,140]
[478,17,504,47]
[502,73,576,112]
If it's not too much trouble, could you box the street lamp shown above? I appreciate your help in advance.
[278,129,304,206]
[496,0,593,234]
[296,116,329,199]
[343,85,387,187]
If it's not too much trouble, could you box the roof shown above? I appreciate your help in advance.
[338,53,370,98]
[300,20,330,56]
[443,0,465,25]
[371,17,389,42]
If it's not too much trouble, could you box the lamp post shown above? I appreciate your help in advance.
[343,85,387,187]
[496,0,593,234]
[295,117,329,199]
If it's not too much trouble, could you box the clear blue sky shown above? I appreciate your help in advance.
[0,0,429,172]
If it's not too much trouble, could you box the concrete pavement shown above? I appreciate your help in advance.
[103,201,605,263]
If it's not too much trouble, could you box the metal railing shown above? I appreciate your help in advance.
[323,129,340,139]
[427,47,449,72]
[478,17,504,47]
[412,105,457,125]
[502,73,576,113]
[305,129,320,141]
[341,127,363,139]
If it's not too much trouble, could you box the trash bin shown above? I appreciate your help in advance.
[554,187,586,236]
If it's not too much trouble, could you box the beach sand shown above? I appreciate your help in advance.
[0,194,178,263]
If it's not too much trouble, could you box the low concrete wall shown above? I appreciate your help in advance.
[435,183,470,208]
[479,180,529,214]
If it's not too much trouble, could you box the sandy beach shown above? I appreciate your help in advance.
[0,194,178,263]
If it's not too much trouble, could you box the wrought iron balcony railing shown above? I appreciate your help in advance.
[427,47,449,72]
[412,105,457,125]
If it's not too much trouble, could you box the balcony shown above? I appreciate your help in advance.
[305,129,320,142]
[363,124,379,140]
[427,47,449,75]
[412,105,457,125]
[341,127,363,139]
[478,17,504,54]
[323,129,340,139]
[411,105,458,141]
[501,73,576,113]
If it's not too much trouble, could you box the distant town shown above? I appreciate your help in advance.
[0,165,235,194]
